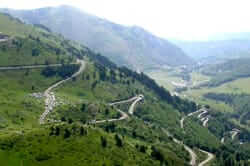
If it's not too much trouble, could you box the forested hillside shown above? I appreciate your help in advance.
[202,58,250,87]
[1,11,250,166]
[0,5,194,71]
[204,93,250,127]
[0,13,199,166]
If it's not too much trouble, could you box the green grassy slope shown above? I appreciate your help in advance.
[0,69,62,130]
[0,125,160,166]
[1,6,195,70]
[1,11,249,166]
[202,58,250,87]
[0,13,192,165]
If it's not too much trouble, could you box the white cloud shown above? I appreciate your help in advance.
[1,0,250,40]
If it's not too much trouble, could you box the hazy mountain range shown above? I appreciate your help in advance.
[0,5,194,71]
[172,33,250,62]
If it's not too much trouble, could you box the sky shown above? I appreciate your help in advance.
[1,0,250,40]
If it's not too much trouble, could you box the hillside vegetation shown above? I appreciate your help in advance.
[1,6,194,70]
[202,58,250,87]
[0,13,196,165]
[1,12,250,166]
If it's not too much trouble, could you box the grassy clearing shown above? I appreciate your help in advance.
[190,72,210,83]
[0,62,192,165]
[182,77,250,112]
[147,69,184,92]
[0,69,61,130]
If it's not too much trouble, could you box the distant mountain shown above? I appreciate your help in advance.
[172,36,250,62]
[208,32,250,41]
[1,5,194,70]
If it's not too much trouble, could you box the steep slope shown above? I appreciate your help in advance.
[2,12,250,166]
[1,5,194,70]
[0,13,194,165]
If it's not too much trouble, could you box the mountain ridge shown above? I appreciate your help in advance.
[172,34,250,61]
[0,5,194,70]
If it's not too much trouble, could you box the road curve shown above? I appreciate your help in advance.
[109,96,138,106]
[162,128,197,166]
[174,138,197,166]
[180,109,206,129]
[197,110,208,118]
[39,59,86,124]
[202,117,210,127]
[91,95,144,124]
[128,95,144,115]
[198,150,215,166]
[231,131,239,140]
[179,108,215,166]
[180,117,185,129]
[91,109,128,124]
[185,144,197,166]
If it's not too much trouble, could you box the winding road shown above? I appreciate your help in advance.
[180,117,185,129]
[0,60,83,124]
[128,95,144,115]
[36,58,143,124]
[2,58,215,165]
[174,138,197,166]
[39,59,86,124]
[231,129,240,140]
[90,109,129,124]
[180,108,207,129]
[162,128,197,166]
[221,129,240,143]
[180,108,215,165]
[109,96,139,106]
[198,150,214,166]
[0,64,65,71]
[202,117,210,127]
[197,110,208,118]
[92,95,144,124]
